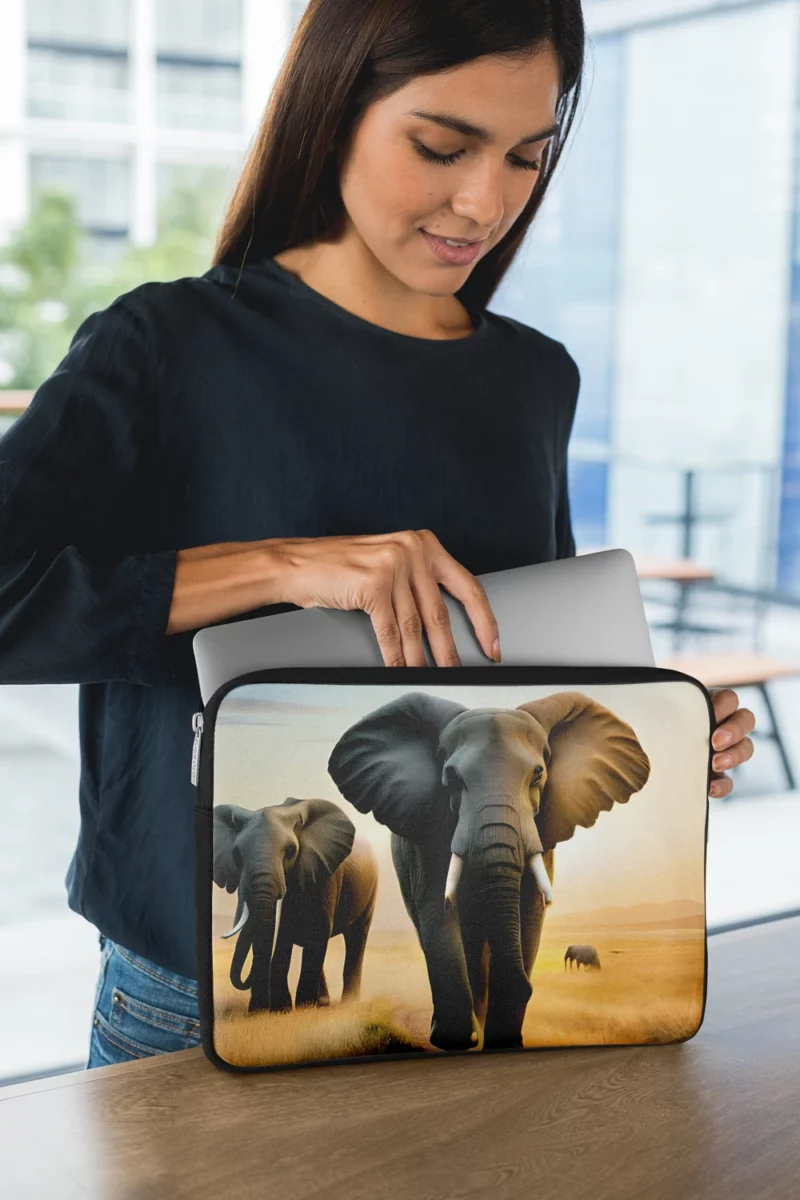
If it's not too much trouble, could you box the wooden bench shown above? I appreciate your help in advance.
[658,652,800,792]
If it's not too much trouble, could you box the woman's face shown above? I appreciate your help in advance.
[337,46,561,294]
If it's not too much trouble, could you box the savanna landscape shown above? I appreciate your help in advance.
[211,899,706,1067]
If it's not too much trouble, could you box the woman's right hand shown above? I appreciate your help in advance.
[271,529,501,667]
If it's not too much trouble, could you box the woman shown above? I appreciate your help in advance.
[0,0,754,1068]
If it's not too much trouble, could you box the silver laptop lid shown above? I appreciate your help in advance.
[193,548,654,705]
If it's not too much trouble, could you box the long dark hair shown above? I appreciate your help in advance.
[212,0,585,312]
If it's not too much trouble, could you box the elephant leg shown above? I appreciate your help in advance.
[269,918,294,1012]
[342,902,374,1001]
[295,926,331,1007]
[483,952,533,1051]
[318,968,330,1007]
[391,837,477,1052]
[416,894,479,1052]
[459,910,489,1032]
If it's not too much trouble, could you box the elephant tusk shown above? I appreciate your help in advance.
[529,853,553,905]
[221,899,249,938]
[444,854,464,905]
[272,897,283,959]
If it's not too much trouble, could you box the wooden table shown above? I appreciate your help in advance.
[579,548,716,582]
[629,555,716,585]
[2,917,800,1198]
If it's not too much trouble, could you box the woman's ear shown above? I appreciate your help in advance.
[212,804,252,892]
[516,691,651,851]
[327,691,468,837]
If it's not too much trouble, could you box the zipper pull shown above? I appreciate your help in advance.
[191,711,204,787]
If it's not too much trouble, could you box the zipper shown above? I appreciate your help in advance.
[191,711,204,787]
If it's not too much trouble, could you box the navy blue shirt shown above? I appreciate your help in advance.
[0,255,580,978]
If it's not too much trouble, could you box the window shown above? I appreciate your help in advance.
[156,0,242,131]
[156,161,236,236]
[29,154,131,242]
[26,0,130,124]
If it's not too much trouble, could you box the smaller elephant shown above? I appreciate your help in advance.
[564,944,601,971]
[214,797,378,1013]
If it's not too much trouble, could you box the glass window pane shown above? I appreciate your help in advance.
[29,155,131,235]
[27,0,130,49]
[155,161,236,234]
[27,47,130,123]
[156,0,241,59]
[156,62,241,131]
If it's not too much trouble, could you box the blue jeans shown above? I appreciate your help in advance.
[87,935,201,1068]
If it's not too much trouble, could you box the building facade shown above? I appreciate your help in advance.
[0,0,294,255]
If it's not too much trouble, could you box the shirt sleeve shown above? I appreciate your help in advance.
[0,296,178,686]
[554,342,580,560]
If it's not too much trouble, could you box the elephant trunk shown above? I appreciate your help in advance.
[478,866,533,1047]
[229,886,280,1009]
[479,867,525,971]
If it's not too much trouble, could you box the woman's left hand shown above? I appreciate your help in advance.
[709,688,756,798]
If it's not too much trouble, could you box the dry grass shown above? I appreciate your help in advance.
[211,925,706,1066]
[523,930,706,1046]
[214,993,424,1068]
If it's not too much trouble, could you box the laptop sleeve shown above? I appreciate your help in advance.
[193,664,713,1073]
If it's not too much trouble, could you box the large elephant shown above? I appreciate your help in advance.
[213,796,378,1013]
[327,690,650,1052]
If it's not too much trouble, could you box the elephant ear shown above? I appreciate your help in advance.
[279,797,355,890]
[327,691,468,838]
[516,691,651,852]
[212,804,253,892]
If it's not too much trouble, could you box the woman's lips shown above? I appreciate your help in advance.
[420,229,484,265]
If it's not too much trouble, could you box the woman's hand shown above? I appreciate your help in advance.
[709,687,756,798]
[271,528,501,667]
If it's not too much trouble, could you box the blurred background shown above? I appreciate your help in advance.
[1,0,799,1083]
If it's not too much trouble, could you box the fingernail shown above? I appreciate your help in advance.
[709,781,721,796]
[714,753,732,770]
[492,638,501,662]
[713,729,733,749]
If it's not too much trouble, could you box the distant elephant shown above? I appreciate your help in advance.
[327,690,650,1052]
[213,797,378,1013]
[565,944,601,970]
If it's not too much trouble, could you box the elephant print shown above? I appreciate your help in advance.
[327,690,651,1053]
[213,796,378,1014]
[565,944,601,970]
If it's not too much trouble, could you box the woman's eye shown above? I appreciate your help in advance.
[413,142,541,172]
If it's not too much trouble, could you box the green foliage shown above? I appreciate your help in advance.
[0,174,228,390]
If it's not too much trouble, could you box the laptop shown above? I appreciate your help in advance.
[192,548,654,705]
